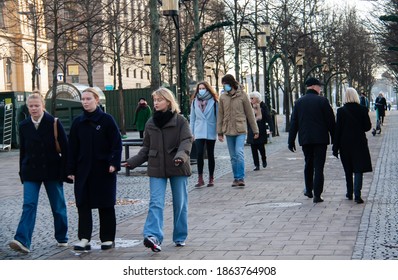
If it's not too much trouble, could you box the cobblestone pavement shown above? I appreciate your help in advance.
[0,112,397,260]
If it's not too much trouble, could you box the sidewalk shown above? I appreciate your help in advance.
[1,111,397,260]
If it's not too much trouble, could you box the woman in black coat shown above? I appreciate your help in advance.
[332,87,372,204]
[9,92,69,253]
[67,88,122,250]
[247,91,274,170]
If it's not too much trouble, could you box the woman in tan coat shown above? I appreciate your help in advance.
[217,74,259,186]
[124,88,193,252]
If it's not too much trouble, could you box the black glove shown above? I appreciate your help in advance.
[288,143,296,152]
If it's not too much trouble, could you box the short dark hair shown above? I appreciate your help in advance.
[221,74,239,90]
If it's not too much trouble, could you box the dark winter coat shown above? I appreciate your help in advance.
[332,103,372,173]
[19,112,68,183]
[67,107,122,208]
[374,96,387,117]
[288,89,335,146]
[127,112,193,178]
[247,101,274,145]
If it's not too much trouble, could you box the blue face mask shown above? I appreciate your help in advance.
[224,84,232,92]
[198,89,207,97]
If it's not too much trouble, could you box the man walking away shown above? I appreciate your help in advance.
[288,77,335,203]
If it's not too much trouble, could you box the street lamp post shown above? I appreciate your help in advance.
[162,0,190,114]
[295,48,305,98]
[144,53,167,85]
[257,22,271,110]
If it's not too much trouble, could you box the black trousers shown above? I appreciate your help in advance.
[302,144,327,198]
[77,206,116,242]
[194,139,216,177]
[250,143,266,167]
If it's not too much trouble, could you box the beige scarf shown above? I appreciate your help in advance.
[252,103,262,121]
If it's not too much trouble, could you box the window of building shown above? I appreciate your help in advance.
[126,68,130,78]
[66,30,78,50]
[0,0,5,29]
[140,70,143,79]
[110,66,114,76]
[133,69,136,78]
[67,64,79,76]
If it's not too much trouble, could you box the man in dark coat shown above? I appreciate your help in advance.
[288,77,336,203]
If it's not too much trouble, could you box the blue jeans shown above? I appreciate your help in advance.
[226,134,246,180]
[14,180,68,249]
[143,176,188,244]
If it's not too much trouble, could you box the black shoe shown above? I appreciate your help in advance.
[346,193,353,200]
[262,158,267,168]
[253,166,260,171]
[355,198,364,204]
[313,197,324,203]
[304,191,313,198]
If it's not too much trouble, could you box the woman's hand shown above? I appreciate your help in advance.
[174,158,183,166]
[67,175,75,182]
[109,165,116,173]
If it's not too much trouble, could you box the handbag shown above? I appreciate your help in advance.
[54,118,61,154]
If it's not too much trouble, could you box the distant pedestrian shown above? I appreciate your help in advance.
[9,93,69,254]
[67,87,122,251]
[374,92,387,125]
[288,77,335,203]
[217,74,259,187]
[123,87,193,252]
[247,91,274,171]
[134,97,152,138]
[332,87,372,204]
[190,81,218,187]
[359,92,369,111]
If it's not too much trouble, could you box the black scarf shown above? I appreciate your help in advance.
[153,110,174,128]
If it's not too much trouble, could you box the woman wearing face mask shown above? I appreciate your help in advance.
[190,81,219,187]
[217,74,259,187]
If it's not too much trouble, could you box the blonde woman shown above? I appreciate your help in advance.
[332,87,372,203]
[9,93,69,253]
[67,87,122,250]
[124,88,193,252]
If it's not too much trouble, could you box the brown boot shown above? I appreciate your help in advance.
[195,174,205,187]
[207,177,214,187]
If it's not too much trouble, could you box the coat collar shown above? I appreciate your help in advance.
[80,107,104,122]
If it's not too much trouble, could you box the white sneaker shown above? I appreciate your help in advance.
[175,241,186,247]
[73,239,91,251]
[9,239,30,253]
[143,236,161,252]
[57,242,68,247]
[101,241,115,250]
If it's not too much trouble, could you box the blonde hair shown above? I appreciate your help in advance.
[152,87,180,113]
[344,87,360,104]
[27,92,45,106]
[82,87,100,101]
